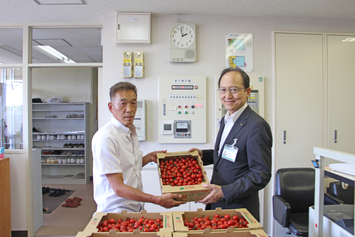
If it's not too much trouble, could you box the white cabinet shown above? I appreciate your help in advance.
[116,13,151,44]
[327,34,355,154]
[275,32,355,166]
[275,32,324,169]
[32,102,90,184]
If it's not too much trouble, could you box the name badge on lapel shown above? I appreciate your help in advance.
[221,139,238,162]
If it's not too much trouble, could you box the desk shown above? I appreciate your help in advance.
[312,147,355,237]
[0,158,11,237]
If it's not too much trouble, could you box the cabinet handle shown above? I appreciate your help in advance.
[283,130,287,144]
[334,130,337,143]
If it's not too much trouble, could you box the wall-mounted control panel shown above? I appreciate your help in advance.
[134,51,144,78]
[123,51,133,77]
[158,76,206,143]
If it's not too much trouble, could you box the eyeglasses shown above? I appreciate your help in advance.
[217,87,245,94]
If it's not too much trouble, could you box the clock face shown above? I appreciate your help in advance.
[170,24,195,48]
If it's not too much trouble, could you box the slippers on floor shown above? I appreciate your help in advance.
[61,202,80,208]
[62,196,83,208]
[73,197,82,202]
[65,199,81,205]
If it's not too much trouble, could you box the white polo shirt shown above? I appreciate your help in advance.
[92,116,143,213]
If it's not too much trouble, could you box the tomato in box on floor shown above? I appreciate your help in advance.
[159,157,204,186]
[96,217,163,232]
[183,214,248,230]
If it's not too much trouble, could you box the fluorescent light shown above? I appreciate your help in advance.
[342,37,355,42]
[34,45,76,63]
[0,44,22,57]
[34,0,86,5]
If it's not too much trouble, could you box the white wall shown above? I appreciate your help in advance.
[100,13,355,235]
[32,67,94,103]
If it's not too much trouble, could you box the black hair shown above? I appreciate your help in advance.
[109,82,137,101]
[218,67,250,89]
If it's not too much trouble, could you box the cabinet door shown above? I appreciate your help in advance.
[274,32,324,236]
[275,33,324,169]
[327,35,355,154]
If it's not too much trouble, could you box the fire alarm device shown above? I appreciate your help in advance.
[169,23,196,63]
[123,51,132,78]
[134,51,144,78]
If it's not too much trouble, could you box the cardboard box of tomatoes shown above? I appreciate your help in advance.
[172,208,262,232]
[157,150,211,202]
[172,228,268,237]
[81,210,173,234]
[76,230,172,237]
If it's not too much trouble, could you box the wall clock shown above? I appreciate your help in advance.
[169,23,196,63]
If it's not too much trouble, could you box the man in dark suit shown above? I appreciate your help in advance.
[191,67,272,221]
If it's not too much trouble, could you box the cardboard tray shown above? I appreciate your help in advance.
[172,208,262,232]
[82,210,173,234]
[172,228,268,237]
[76,230,172,237]
[157,150,211,202]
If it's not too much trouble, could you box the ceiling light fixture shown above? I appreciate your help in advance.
[34,0,86,5]
[33,38,73,47]
[34,45,76,63]
[0,44,23,57]
[342,37,355,42]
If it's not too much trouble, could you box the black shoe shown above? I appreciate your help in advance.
[42,187,50,195]
[49,189,58,196]
[53,189,65,197]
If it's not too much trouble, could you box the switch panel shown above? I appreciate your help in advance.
[134,51,144,78]
[123,51,132,78]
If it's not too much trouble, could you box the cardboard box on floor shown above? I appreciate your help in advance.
[76,230,172,237]
[172,208,262,232]
[157,150,211,202]
[173,228,268,237]
[81,210,173,234]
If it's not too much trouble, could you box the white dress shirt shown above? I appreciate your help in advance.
[92,116,143,213]
[219,103,248,155]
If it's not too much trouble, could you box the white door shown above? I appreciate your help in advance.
[327,34,355,154]
[274,32,324,236]
[275,32,324,169]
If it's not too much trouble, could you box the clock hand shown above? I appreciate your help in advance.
[182,33,188,37]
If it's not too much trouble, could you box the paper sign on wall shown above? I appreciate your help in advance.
[225,33,254,72]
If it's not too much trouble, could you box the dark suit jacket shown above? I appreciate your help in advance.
[202,106,272,221]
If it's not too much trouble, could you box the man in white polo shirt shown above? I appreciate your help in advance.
[92,82,185,213]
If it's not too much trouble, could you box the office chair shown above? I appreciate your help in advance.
[327,181,354,204]
[273,168,343,237]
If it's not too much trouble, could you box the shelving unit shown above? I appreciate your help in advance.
[310,147,355,237]
[32,102,90,184]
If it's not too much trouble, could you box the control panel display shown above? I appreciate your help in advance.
[174,120,191,138]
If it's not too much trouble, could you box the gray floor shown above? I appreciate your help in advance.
[35,182,96,236]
